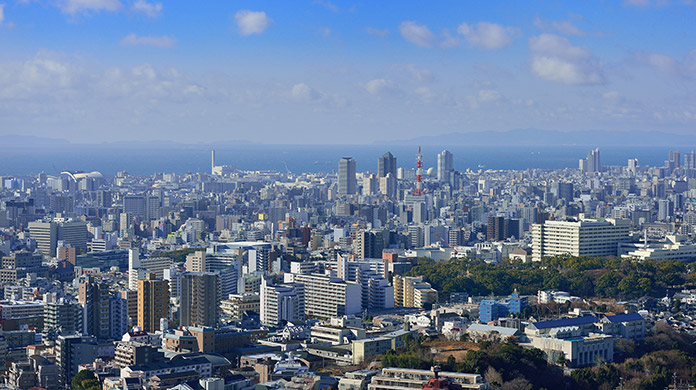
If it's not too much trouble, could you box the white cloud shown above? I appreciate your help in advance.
[528,34,604,84]
[552,20,585,36]
[364,78,399,96]
[399,21,434,48]
[121,34,175,48]
[534,17,586,36]
[366,27,389,37]
[603,90,622,100]
[0,4,5,24]
[291,83,320,101]
[440,29,459,49]
[312,0,338,12]
[132,0,161,17]
[635,50,696,77]
[318,26,331,38]
[57,0,121,14]
[457,22,518,49]
[624,0,650,6]
[399,64,433,83]
[235,10,270,36]
[478,89,501,102]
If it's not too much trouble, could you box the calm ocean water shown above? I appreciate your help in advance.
[0,145,684,176]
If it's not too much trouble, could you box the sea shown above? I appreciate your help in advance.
[0,144,686,177]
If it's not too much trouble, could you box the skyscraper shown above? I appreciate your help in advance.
[377,152,397,178]
[685,150,696,169]
[580,148,601,173]
[437,150,453,182]
[338,157,357,195]
[180,272,220,328]
[78,277,111,339]
[137,274,169,333]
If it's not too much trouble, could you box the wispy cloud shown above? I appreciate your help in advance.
[57,0,122,15]
[132,0,161,17]
[121,33,175,48]
[234,10,271,36]
[399,21,434,48]
[365,27,389,38]
[457,22,518,49]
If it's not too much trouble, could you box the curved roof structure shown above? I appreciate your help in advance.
[60,171,104,181]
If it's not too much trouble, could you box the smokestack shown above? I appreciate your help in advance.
[211,150,216,174]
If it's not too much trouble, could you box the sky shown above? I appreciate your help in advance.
[0,0,695,144]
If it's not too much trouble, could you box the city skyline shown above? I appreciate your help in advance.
[1,1,695,144]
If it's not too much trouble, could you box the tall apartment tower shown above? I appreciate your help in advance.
[486,216,507,242]
[377,152,397,178]
[78,277,111,339]
[580,148,601,173]
[137,274,170,333]
[338,157,357,195]
[180,272,220,328]
[685,150,696,169]
[437,150,453,182]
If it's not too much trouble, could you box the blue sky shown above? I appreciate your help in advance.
[0,0,695,144]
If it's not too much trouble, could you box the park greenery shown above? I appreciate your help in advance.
[382,324,696,390]
[405,255,696,300]
[72,370,100,390]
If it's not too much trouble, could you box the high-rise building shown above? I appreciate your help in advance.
[531,218,631,261]
[580,148,601,173]
[437,150,454,182]
[180,272,220,328]
[44,297,82,335]
[291,273,362,319]
[56,335,99,386]
[28,220,88,257]
[551,182,574,203]
[685,150,696,169]
[377,152,397,178]
[338,157,357,195]
[668,150,681,170]
[393,275,438,308]
[137,274,169,333]
[78,277,111,339]
[379,173,397,199]
[486,216,506,242]
[123,195,146,218]
[260,277,304,327]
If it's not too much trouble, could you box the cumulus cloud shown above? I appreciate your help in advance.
[57,0,122,14]
[0,4,4,24]
[132,0,161,17]
[635,50,696,77]
[365,27,389,38]
[399,21,434,48]
[121,34,175,48]
[457,22,518,49]
[291,83,320,101]
[364,78,399,96]
[528,33,604,85]
[235,10,270,36]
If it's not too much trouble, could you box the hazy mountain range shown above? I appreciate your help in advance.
[379,129,696,147]
[4,129,696,148]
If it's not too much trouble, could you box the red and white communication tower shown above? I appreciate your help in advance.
[414,146,423,196]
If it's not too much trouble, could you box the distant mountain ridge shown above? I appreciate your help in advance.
[381,128,696,147]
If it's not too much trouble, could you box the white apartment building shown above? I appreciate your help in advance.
[532,218,631,261]
[289,274,362,319]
